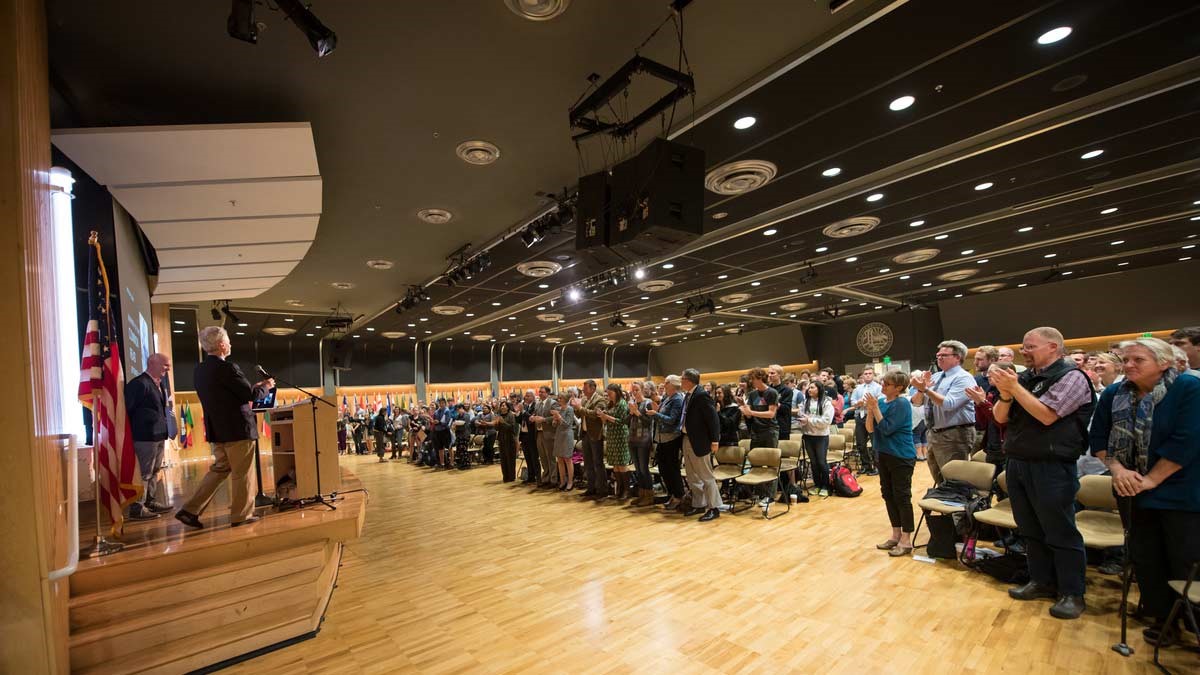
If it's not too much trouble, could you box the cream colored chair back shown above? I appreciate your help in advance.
[971,450,987,463]
[778,439,801,460]
[996,471,1007,494]
[940,459,994,491]
[738,438,751,452]
[716,445,746,467]
[828,434,846,451]
[1077,474,1118,511]
[745,447,782,470]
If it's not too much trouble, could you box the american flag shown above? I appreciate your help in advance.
[78,232,138,537]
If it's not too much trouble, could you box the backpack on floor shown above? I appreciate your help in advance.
[829,466,862,497]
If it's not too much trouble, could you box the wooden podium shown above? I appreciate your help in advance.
[268,397,340,498]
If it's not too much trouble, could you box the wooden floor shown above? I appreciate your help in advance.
[221,454,1196,675]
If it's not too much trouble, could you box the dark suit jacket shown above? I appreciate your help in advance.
[125,372,168,442]
[194,355,266,443]
[681,386,720,456]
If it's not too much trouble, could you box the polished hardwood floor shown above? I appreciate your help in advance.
[219,453,1194,674]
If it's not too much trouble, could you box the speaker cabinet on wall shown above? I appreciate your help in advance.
[330,339,354,370]
[608,138,705,257]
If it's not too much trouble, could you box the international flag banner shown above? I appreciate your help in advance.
[78,232,138,537]
[178,402,189,448]
[386,393,393,418]
[341,394,348,413]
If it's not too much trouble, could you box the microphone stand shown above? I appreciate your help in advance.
[263,369,340,511]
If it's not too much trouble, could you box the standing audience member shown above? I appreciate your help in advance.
[911,340,977,484]
[372,408,389,462]
[649,375,686,510]
[1170,345,1200,378]
[478,404,497,464]
[125,353,174,520]
[1168,327,1200,371]
[1092,352,1124,387]
[596,384,631,501]
[998,346,1027,372]
[432,398,453,469]
[551,390,578,491]
[741,368,779,450]
[627,380,658,506]
[495,400,518,483]
[769,364,794,442]
[864,370,915,556]
[990,327,1094,620]
[799,382,835,497]
[715,384,742,446]
[679,368,723,521]
[575,379,608,499]
[530,386,559,488]
[974,346,999,388]
[909,377,928,461]
[176,326,272,529]
[1091,337,1200,646]
[518,390,540,484]
[849,367,882,475]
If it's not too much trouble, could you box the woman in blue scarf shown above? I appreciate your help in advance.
[1090,338,1200,648]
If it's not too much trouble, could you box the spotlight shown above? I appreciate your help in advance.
[567,288,582,302]
[634,268,646,280]
[276,0,337,57]
[610,313,628,328]
[227,0,258,44]
[521,227,540,248]
[221,302,242,324]
[210,303,223,321]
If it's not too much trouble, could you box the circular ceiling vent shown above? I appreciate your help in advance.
[1052,74,1088,93]
[823,216,880,239]
[705,159,777,195]
[417,208,453,224]
[969,283,1006,293]
[470,334,493,341]
[536,313,564,322]
[675,324,695,331]
[431,305,465,315]
[330,281,355,290]
[262,327,296,336]
[623,319,640,327]
[637,279,674,292]
[719,292,751,304]
[366,259,394,270]
[892,248,940,265]
[545,337,563,344]
[381,331,407,339]
[780,302,808,311]
[284,299,305,307]
[504,0,570,21]
[724,327,743,334]
[517,260,562,278]
[455,140,501,165]
[937,268,980,281]
[601,338,619,345]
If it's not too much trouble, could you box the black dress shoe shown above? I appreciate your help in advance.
[1049,594,1085,620]
[174,510,203,529]
[1143,624,1180,647]
[1008,581,1057,601]
[698,509,719,522]
[231,516,261,527]
[684,506,705,517]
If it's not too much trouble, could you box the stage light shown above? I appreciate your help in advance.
[227,0,258,44]
[276,0,337,57]
[634,268,645,280]
[567,288,582,301]
[521,227,540,248]
[211,303,223,321]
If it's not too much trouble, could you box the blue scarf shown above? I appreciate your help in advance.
[1107,369,1177,473]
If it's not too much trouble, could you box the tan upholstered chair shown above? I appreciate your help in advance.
[733,447,788,519]
[778,439,802,474]
[1156,562,1200,668]
[712,446,747,482]
[970,449,988,463]
[1075,474,1124,549]
[913,459,995,549]
[738,438,751,452]
[827,433,846,465]
[973,471,1016,530]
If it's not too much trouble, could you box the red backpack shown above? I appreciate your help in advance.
[830,465,863,497]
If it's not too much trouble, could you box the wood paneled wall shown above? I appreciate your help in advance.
[0,0,70,671]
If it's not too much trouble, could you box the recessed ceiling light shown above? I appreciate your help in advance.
[1061,271,1074,276]
[172,329,182,334]
[407,323,416,327]
[1018,283,1028,287]
[716,274,728,280]
[455,140,500,165]
[845,256,858,263]
[173,320,185,325]
[1044,253,1057,258]
[874,306,883,310]
[866,193,884,202]
[662,263,675,269]
[1037,26,1072,45]
[750,281,761,287]
[538,283,549,289]
[813,293,823,297]
[1181,257,1193,261]
[712,212,728,220]
[954,294,963,298]
[1117,261,1129,266]
[789,288,799,293]
[1190,216,1200,221]
[878,268,891,273]
[366,327,375,331]
[1110,240,1124,245]
[961,249,974,255]
[466,313,475,317]
[815,246,829,253]
[974,182,994,191]
[1101,207,1118,214]
[419,317,428,321]
[921,283,932,287]
[909,220,925,227]
[976,259,989,264]
[938,288,947,293]
[1018,226,1034,233]
[1081,149,1104,159]
[1184,244,1196,250]
[899,275,910,280]
[934,234,949,240]
[305,333,314,337]
[237,322,248,327]
[821,167,842,177]
[888,95,915,111]
[733,116,756,130]
[762,229,777,236]
[235,331,245,336]
[640,296,650,300]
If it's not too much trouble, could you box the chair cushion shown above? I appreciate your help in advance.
[736,467,778,486]
[713,467,744,481]
[972,500,1016,529]
[1167,580,1200,604]
[917,498,965,515]
[780,459,799,472]
[1076,511,1124,549]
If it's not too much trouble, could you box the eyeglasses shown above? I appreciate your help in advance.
[935,353,956,359]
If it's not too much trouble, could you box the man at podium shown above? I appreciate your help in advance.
[175,326,273,529]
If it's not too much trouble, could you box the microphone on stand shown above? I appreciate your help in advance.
[256,365,273,380]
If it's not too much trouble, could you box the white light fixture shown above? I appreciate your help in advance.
[1061,271,1074,276]
[961,249,974,255]
[173,320,184,325]
[538,283,549,289]
[716,274,728,280]
[976,259,989,264]
[1117,262,1129,266]
[889,95,915,111]
[878,268,891,273]
[1181,257,1193,261]
[1184,244,1196,250]
[789,288,799,293]
[1081,149,1104,159]
[815,246,829,253]
[921,283,932,287]
[567,289,582,301]
[1044,253,1057,258]
[821,167,842,177]
[899,275,910,280]
[733,116,756,130]
[750,281,761,287]
[866,193,884,202]
[974,182,994,191]
[762,229,777,236]
[1110,240,1124,245]
[1101,207,1118,214]
[634,268,646,279]
[845,256,858,263]
[909,220,925,228]
[1018,283,1028,287]
[934,234,949,240]
[1018,226,1034,233]
[1037,26,1072,45]
[662,263,675,269]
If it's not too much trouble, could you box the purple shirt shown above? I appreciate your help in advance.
[1036,362,1092,418]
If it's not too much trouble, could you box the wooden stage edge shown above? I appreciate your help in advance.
[68,465,367,675]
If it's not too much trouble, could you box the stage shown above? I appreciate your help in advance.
[68,457,366,675]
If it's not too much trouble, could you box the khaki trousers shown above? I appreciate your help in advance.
[537,431,558,484]
[683,437,723,510]
[182,439,256,523]
[927,425,975,484]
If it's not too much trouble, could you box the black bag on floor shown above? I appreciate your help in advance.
[925,513,959,559]
[969,553,1030,584]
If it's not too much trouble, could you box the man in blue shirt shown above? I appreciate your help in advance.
[849,367,883,475]
[911,340,977,484]
[432,398,454,469]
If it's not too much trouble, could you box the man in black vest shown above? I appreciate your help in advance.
[176,326,272,529]
[991,326,1094,620]
[679,368,722,522]
[125,353,174,519]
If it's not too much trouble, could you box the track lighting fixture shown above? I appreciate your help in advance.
[276,0,337,57]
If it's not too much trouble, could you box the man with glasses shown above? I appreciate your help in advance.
[911,340,977,483]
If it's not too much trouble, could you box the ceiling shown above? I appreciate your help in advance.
[48,0,1200,352]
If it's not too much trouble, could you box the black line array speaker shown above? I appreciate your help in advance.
[575,169,630,270]
[330,338,354,370]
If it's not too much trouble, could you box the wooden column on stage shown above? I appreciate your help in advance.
[266,398,340,498]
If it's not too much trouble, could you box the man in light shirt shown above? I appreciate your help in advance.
[849,367,882,475]
[911,340,977,484]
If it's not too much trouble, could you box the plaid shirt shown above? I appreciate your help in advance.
[1035,361,1093,418]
